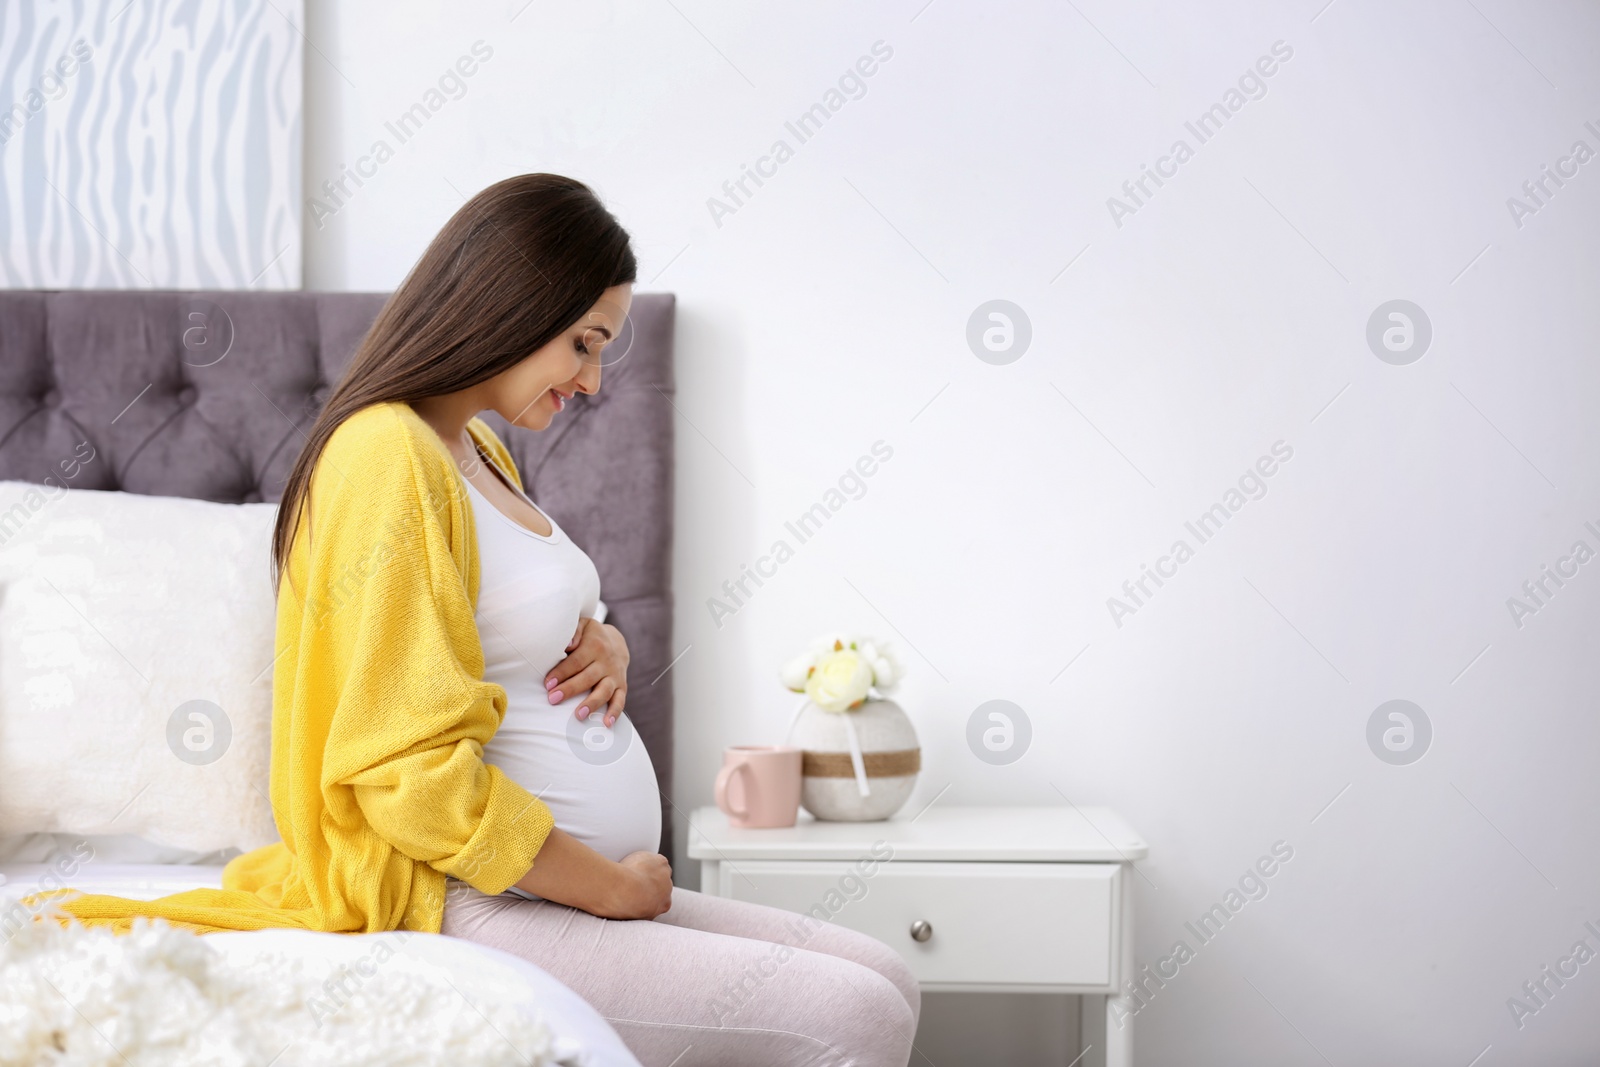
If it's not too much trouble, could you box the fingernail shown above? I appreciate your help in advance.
[550,690,563,703]
[577,706,589,719]
[605,717,615,727]
[545,676,557,689]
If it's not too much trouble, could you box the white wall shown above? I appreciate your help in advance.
[304,1,1600,1061]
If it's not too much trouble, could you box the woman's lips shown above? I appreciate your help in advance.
[549,390,565,412]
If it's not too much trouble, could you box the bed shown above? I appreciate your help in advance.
[0,289,677,1064]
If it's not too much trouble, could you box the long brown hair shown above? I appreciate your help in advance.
[270,173,637,583]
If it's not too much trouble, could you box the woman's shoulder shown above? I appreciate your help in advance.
[327,399,427,450]
[317,400,522,498]
[316,401,457,501]
[323,401,439,468]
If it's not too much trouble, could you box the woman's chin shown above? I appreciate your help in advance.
[511,408,555,432]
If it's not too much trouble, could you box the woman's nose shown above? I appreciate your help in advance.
[574,361,602,394]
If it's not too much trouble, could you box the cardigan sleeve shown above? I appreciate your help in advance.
[300,408,554,898]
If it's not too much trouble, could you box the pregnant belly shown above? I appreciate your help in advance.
[482,696,662,873]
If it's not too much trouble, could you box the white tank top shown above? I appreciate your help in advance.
[463,463,661,898]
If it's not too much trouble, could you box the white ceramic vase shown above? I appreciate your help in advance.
[787,698,920,821]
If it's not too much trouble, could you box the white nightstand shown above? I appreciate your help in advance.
[688,804,1148,1067]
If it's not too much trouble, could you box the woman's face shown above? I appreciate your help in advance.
[490,282,634,431]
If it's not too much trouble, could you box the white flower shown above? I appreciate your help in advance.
[805,648,874,712]
[779,633,904,701]
[870,647,902,690]
[779,651,814,692]
[809,632,852,656]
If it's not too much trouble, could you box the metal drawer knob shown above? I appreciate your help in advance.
[909,920,933,943]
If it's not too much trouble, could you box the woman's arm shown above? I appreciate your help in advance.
[512,829,672,919]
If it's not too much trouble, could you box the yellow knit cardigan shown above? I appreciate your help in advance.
[52,400,555,933]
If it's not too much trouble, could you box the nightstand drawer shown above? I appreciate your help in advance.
[716,860,1119,989]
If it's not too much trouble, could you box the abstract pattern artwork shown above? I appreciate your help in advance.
[0,0,302,288]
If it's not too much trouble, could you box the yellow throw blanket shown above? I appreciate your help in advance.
[38,401,555,933]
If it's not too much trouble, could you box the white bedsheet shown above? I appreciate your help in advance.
[0,861,228,899]
[0,862,641,1067]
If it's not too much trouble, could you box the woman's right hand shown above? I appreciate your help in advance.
[603,850,673,920]
[510,828,673,920]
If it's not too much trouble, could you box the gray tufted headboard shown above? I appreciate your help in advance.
[0,290,677,859]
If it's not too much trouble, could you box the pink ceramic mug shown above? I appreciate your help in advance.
[714,746,802,828]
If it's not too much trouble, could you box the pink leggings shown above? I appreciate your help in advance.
[441,884,920,1066]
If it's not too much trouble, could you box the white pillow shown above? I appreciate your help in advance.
[0,481,279,854]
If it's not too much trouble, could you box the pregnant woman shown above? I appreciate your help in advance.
[57,174,917,1067]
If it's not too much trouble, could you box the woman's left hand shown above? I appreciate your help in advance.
[546,617,630,727]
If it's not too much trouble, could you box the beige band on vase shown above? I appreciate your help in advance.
[802,748,922,778]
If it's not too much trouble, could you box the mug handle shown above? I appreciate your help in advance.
[715,761,752,820]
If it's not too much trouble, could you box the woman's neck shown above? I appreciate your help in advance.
[409,394,481,453]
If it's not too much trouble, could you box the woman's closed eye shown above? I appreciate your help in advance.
[578,325,613,363]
